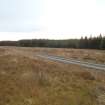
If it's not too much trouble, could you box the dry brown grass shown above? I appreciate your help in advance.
[37,48,105,64]
[11,47,105,64]
[0,47,105,105]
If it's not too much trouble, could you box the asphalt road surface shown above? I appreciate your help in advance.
[37,54,105,71]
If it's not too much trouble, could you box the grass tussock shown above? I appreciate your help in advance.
[74,71,95,80]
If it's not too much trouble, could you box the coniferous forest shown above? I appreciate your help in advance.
[0,34,105,50]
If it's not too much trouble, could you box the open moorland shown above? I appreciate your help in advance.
[0,46,105,105]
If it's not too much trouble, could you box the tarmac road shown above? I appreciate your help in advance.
[37,54,105,71]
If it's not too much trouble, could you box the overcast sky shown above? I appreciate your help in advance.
[0,0,105,40]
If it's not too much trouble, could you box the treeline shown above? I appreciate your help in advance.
[0,35,105,49]
[79,35,105,49]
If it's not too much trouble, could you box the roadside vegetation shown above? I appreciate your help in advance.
[42,48,105,64]
[0,47,105,105]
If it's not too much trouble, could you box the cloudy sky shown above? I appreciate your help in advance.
[0,0,105,40]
